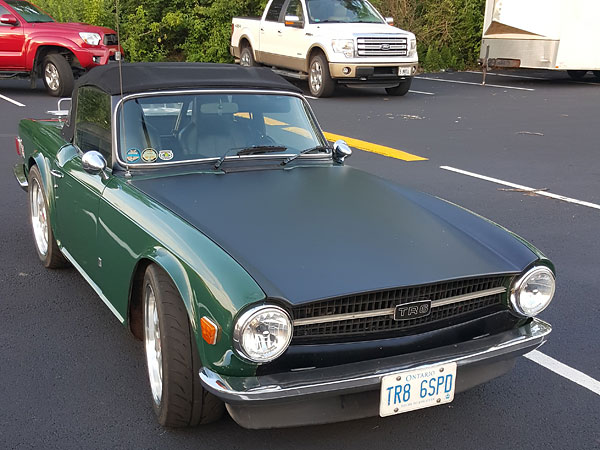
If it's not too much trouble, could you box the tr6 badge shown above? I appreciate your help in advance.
[394,300,431,321]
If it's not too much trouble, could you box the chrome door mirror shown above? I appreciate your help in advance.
[385,17,394,25]
[284,15,304,28]
[82,150,108,179]
[333,140,352,163]
[0,14,19,26]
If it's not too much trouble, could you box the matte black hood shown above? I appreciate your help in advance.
[131,165,538,304]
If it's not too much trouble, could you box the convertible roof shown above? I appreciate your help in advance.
[74,62,302,95]
[61,62,302,141]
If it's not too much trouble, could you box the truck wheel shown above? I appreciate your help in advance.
[309,53,335,98]
[385,78,412,96]
[42,53,74,97]
[567,70,587,80]
[143,264,225,427]
[28,165,68,268]
[240,45,258,67]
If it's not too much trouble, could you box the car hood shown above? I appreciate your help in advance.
[130,165,537,304]
[28,21,116,36]
[315,23,411,36]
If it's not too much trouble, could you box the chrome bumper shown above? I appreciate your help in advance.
[200,318,551,405]
[13,163,28,191]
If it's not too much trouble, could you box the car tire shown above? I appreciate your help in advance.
[28,165,68,269]
[42,53,74,97]
[240,45,258,67]
[567,70,587,80]
[309,53,335,98]
[143,264,225,427]
[385,78,412,96]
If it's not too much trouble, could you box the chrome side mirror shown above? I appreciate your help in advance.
[333,140,352,163]
[385,17,394,25]
[82,150,108,179]
[284,15,304,27]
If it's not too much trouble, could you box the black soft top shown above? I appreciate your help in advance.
[62,62,302,141]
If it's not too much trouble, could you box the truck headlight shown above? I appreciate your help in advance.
[79,32,102,46]
[510,266,555,317]
[409,38,417,57]
[233,305,293,363]
[332,39,354,58]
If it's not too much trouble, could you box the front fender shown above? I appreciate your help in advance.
[25,38,82,70]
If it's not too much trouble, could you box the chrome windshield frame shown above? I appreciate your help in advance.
[111,89,331,170]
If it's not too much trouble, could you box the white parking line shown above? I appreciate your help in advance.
[409,90,435,95]
[0,93,25,107]
[525,350,600,396]
[417,76,535,91]
[440,166,600,211]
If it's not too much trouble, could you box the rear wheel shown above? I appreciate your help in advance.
[42,53,74,97]
[239,45,258,67]
[143,264,224,427]
[308,53,335,98]
[385,78,412,96]
[567,70,587,80]
[28,165,68,268]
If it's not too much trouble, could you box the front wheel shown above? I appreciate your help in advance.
[308,53,335,98]
[143,264,224,427]
[385,78,412,96]
[42,53,74,97]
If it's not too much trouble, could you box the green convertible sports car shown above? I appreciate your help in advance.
[13,63,555,429]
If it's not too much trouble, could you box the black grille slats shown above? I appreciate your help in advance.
[104,34,119,46]
[292,276,508,343]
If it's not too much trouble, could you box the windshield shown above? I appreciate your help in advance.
[6,0,54,22]
[117,93,327,165]
[306,0,383,24]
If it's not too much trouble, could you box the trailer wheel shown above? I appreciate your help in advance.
[567,70,587,80]
[42,53,74,97]
[593,71,600,79]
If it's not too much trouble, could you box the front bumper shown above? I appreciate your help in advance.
[329,62,417,82]
[13,163,28,192]
[200,318,551,428]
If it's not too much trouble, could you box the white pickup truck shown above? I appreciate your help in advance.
[230,0,418,97]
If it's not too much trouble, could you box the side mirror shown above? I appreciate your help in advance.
[82,150,108,179]
[385,17,394,25]
[284,15,304,28]
[333,140,352,163]
[0,14,19,26]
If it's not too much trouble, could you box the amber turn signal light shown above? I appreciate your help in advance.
[201,316,220,345]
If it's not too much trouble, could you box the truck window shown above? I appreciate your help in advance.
[5,0,54,23]
[305,0,383,24]
[265,0,286,22]
[284,0,305,21]
[75,87,112,165]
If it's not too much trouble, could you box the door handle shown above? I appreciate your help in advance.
[278,30,282,34]
[305,33,313,36]
[260,28,264,31]
[50,169,64,178]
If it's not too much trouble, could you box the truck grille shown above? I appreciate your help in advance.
[104,34,119,46]
[291,276,509,343]
[356,36,408,57]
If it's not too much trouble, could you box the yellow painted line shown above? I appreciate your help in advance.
[322,132,428,161]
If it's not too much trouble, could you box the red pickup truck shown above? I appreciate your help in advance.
[0,0,121,96]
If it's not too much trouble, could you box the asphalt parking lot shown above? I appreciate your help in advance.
[1,69,599,449]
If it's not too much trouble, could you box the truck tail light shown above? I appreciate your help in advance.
[231,22,234,36]
[15,136,24,157]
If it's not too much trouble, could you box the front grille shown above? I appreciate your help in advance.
[292,276,509,343]
[356,36,407,56]
[104,34,118,46]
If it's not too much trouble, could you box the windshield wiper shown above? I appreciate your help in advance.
[280,145,330,166]
[214,145,287,170]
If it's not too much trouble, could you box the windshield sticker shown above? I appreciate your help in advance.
[141,148,158,162]
[159,150,174,161]
[126,148,141,163]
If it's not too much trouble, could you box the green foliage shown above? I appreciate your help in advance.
[34,0,485,71]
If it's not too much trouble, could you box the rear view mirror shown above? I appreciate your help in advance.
[333,140,352,163]
[82,150,108,179]
[0,14,19,26]
[284,15,304,28]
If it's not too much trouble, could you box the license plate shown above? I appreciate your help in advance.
[379,362,457,417]
[398,67,412,76]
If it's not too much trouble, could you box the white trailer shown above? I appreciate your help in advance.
[480,0,600,79]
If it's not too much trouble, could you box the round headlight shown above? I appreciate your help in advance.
[233,305,293,363]
[510,266,555,317]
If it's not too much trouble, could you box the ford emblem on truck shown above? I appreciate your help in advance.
[394,300,432,320]
[381,44,391,50]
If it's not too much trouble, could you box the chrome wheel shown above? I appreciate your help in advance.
[144,283,163,406]
[310,60,323,94]
[30,178,48,257]
[44,62,60,92]
[240,49,251,66]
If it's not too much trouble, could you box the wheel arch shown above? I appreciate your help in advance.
[306,44,328,72]
[31,45,81,77]
[238,35,256,59]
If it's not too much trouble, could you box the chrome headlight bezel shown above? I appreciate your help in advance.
[233,304,293,363]
[510,266,555,317]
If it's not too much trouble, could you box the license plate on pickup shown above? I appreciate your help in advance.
[398,67,412,76]
[379,362,457,417]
